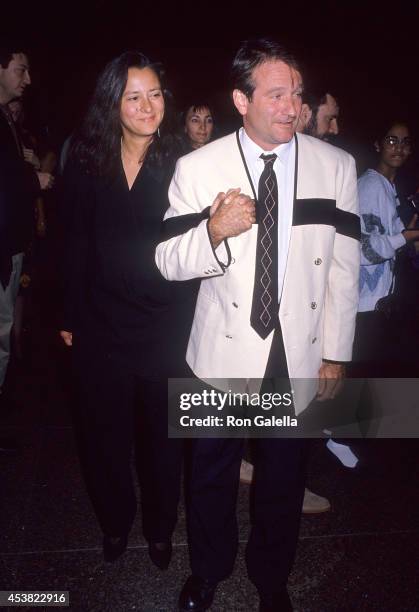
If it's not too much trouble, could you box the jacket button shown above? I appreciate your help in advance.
[312,337,317,344]
[232,302,238,308]
[314,258,322,265]
[226,334,233,339]
[311,302,317,309]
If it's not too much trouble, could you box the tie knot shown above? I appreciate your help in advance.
[260,153,277,167]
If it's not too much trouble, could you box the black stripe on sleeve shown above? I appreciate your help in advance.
[162,207,211,239]
[293,199,336,227]
[293,198,360,241]
[335,209,361,241]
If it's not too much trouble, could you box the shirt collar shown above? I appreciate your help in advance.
[239,126,295,166]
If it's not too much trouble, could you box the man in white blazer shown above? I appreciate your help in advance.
[156,38,360,612]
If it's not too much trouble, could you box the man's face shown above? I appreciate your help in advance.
[314,93,339,140]
[0,53,31,104]
[233,60,302,150]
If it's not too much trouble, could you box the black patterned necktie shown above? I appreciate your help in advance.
[250,153,279,339]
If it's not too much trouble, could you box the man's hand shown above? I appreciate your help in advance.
[23,147,41,169]
[59,331,73,347]
[37,172,55,191]
[317,362,345,401]
[208,188,255,248]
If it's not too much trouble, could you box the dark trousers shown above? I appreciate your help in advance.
[187,437,309,592]
[186,326,310,595]
[72,341,183,541]
[351,311,401,377]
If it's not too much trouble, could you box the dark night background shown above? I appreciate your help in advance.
[2,1,419,175]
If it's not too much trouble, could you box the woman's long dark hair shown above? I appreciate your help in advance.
[69,51,180,177]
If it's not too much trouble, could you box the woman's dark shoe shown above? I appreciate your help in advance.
[178,575,218,611]
[103,534,128,562]
[148,541,172,570]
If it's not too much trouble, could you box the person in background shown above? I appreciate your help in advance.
[0,42,53,451]
[354,120,419,373]
[296,89,339,142]
[8,97,55,359]
[59,51,186,570]
[182,101,215,152]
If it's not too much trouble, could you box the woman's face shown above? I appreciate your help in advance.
[377,123,412,171]
[185,106,214,148]
[120,67,165,139]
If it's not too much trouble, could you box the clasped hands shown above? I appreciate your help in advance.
[208,188,255,248]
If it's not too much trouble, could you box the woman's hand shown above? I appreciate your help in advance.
[59,331,73,347]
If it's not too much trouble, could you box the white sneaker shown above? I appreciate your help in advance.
[326,439,359,468]
[302,488,331,514]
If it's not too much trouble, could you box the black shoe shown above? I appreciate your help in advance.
[148,541,172,570]
[259,588,293,611]
[103,534,128,562]
[178,575,218,611]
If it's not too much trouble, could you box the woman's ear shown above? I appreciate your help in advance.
[374,140,380,153]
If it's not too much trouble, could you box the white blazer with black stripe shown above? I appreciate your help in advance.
[156,131,360,413]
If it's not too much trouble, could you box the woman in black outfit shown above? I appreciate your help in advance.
[59,51,185,567]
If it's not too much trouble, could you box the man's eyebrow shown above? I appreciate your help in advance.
[265,86,287,94]
[265,84,303,94]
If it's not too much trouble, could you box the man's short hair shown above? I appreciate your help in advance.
[231,37,300,101]
[302,88,337,136]
[302,89,329,115]
[0,42,28,69]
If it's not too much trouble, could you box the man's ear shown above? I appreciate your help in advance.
[232,89,249,117]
